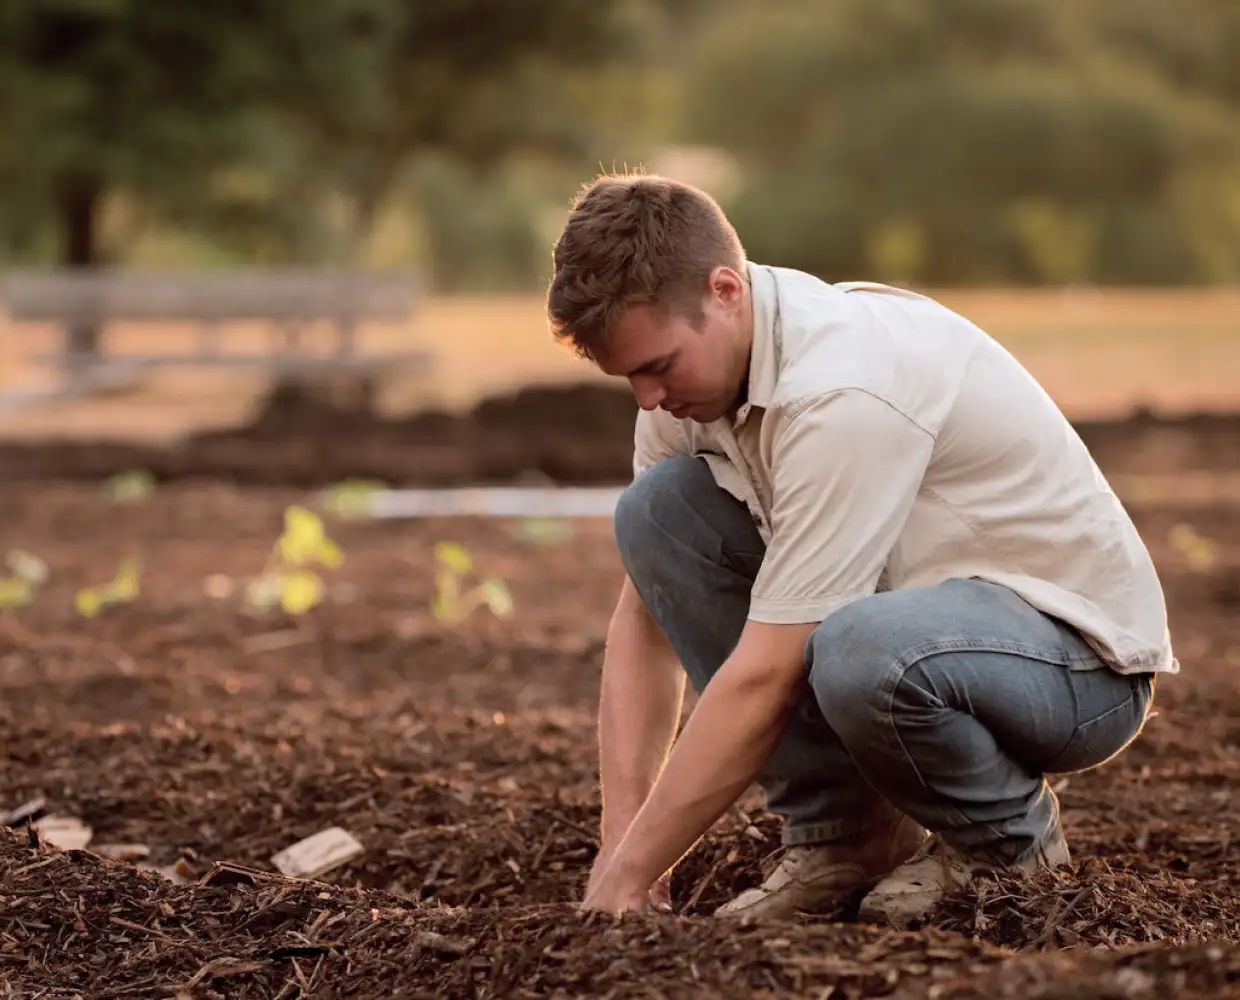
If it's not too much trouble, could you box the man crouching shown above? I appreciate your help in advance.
[546,171,1173,927]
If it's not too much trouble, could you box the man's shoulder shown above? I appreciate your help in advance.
[769,283,901,409]
[767,271,976,430]
[763,266,936,308]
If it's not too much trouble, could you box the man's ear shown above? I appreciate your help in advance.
[710,266,746,307]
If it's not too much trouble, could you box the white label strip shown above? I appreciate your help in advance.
[363,486,626,519]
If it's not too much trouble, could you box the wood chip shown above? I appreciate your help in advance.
[173,857,199,880]
[199,861,278,888]
[186,958,266,988]
[34,815,92,850]
[271,827,363,879]
[243,630,314,655]
[92,843,150,862]
[412,931,473,956]
[2,796,48,827]
[137,862,187,884]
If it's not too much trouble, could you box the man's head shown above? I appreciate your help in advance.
[547,172,752,424]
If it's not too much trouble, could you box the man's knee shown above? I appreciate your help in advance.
[807,592,929,735]
[612,456,712,567]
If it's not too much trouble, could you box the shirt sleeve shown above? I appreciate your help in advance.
[748,388,935,624]
[631,408,689,480]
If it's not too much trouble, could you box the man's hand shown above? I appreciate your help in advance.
[585,847,672,913]
[650,868,673,912]
[581,852,671,915]
[593,620,818,899]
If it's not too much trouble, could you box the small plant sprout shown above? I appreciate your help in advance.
[246,506,344,616]
[323,479,386,520]
[74,557,142,618]
[1168,523,1216,572]
[511,517,575,547]
[432,541,514,626]
[0,550,49,610]
[104,469,155,504]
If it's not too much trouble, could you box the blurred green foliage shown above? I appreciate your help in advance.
[0,0,647,272]
[683,0,1240,285]
[1,0,1237,287]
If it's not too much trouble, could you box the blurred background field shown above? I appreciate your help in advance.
[2,0,1239,445]
[2,286,1239,443]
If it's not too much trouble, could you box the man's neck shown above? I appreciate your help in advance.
[728,285,756,418]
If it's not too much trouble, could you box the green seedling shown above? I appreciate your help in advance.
[247,506,344,616]
[1168,523,1216,572]
[1124,476,1161,506]
[511,517,575,547]
[0,550,49,610]
[323,479,387,519]
[432,541,514,626]
[75,557,141,618]
[104,469,155,504]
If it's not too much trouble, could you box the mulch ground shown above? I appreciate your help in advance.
[2,402,1240,998]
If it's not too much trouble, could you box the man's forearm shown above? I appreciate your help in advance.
[597,579,685,846]
[586,620,816,910]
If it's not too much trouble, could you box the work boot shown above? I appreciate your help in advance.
[715,814,928,921]
[858,826,1072,929]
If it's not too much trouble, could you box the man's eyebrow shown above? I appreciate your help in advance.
[626,353,673,377]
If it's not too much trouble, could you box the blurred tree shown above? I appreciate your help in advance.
[679,0,1240,285]
[0,0,637,351]
[412,154,547,294]
[0,0,286,355]
[221,0,643,261]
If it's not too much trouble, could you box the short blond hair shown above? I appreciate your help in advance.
[546,172,746,360]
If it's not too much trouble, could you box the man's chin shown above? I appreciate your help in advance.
[663,402,723,423]
[686,405,724,424]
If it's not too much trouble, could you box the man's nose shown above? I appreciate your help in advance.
[631,376,666,411]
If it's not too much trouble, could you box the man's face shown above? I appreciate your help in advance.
[593,268,750,425]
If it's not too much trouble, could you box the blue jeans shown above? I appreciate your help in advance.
[613,456,1156,863]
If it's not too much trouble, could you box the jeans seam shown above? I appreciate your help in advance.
[872,652,983,834]
[880,643,1066,841]
[1043,688,1141,773]
[895,635,1101,669]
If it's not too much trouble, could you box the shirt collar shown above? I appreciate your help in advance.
[734,261,780,426]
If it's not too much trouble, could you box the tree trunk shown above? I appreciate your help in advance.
[58,173,103,368]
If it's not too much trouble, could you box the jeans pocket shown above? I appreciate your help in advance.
[1043,678,1153,775]
[725,547,764,579]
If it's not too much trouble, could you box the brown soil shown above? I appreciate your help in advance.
[0,380,642,486]
[2,408,1240,997]
[1,378,1240,486]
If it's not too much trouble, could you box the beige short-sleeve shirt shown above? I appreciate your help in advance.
[632,263,1176,676]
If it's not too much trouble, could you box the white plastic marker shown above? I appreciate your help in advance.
[329,486,626,520]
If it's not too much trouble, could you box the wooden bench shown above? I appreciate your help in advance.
[0,268,432,411]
